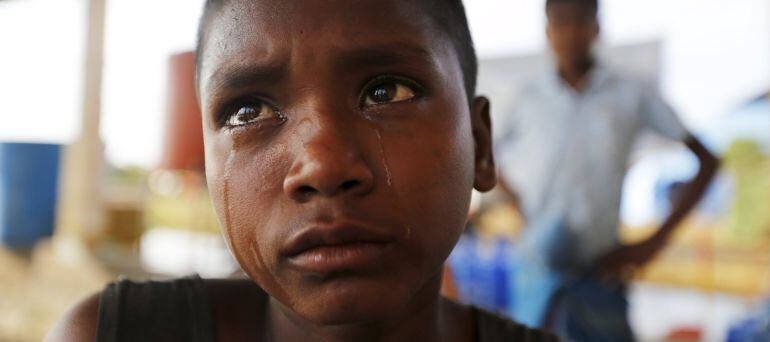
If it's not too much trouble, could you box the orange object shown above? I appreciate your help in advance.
[161,51,205,171]
[441,264,460,301]
[665,326,703,342]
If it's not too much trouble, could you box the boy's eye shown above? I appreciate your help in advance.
[363,80,417,106]
[225,101,278,127]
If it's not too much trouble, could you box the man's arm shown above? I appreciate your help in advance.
[653,136,719,241]
[597,134,719,277]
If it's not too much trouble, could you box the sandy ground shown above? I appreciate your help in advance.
[0,241,113,342]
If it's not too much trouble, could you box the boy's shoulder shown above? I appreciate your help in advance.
[203,277,271,341]
[473,306,563,341]
[48,276,268,342]
[46,292,100,342]
[443,298,562,342]
[98,276,220,341]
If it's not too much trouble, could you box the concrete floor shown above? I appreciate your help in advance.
[0,241,112,342]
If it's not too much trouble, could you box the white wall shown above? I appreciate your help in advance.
[467,0,770,131]
[0,0,85,143]
[100,0,205,168]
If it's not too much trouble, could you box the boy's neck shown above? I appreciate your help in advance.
[267,275,473,342]
[557,56,595,92]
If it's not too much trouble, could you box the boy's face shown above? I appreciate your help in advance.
[546,2,599,67]
[198,0,495,325]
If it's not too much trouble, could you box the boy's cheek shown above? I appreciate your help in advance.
[203,131,235,181]
[221,184,288,289]
[388,132,473,230]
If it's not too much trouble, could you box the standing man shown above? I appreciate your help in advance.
[495,0,719,340]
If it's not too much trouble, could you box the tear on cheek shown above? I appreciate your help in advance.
[249,241,267,271]
[248,241,293,307]
[218,150,237,235]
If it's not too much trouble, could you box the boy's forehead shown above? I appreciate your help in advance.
[198,0,453,93]
[546,2,596,19]
[216,0,426,30]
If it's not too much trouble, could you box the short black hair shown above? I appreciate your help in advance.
[195,0,478,102]
[545,0,599,15]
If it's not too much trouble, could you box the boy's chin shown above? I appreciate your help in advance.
[299,304,394,326]
[286,281,415,325]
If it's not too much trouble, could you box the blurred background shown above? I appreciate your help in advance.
[0,0,768,341]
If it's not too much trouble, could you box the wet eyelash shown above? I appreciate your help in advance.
[215,96,279,129]
[358,75,426,107]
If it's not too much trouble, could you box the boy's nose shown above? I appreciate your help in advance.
[283,117,375,202]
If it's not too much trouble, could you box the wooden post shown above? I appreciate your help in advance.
[54,0,107,255]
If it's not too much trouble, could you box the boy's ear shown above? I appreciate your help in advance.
[590,20,600,39]
[470,96,497,192]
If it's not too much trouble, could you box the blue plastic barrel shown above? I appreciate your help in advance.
[0,142,61,249]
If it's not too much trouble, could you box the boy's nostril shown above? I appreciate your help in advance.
[297,185,317,197]
[340,180,360,191]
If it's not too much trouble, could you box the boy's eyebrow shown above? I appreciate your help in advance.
[207,63,287,94]
[336,43,434,70]
[205,43,433,94]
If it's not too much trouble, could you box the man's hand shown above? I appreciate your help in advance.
[595,135,718,283]
[594,235,666,282]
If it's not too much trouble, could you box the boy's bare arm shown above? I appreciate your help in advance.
[597,134,719,278]
[45,293,100,342]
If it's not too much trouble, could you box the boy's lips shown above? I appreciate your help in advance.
[281,221,396,274]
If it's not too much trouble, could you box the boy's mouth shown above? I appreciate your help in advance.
[281,221,396,274]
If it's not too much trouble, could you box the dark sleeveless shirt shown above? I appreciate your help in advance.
[96,276,560,342]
